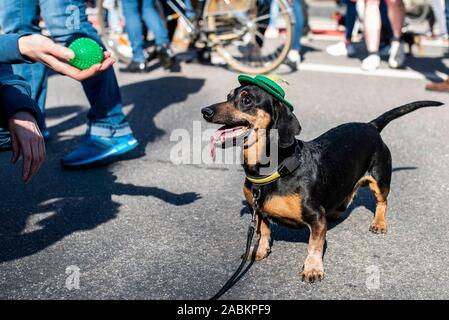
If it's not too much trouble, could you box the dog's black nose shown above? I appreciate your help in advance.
[201,107,215,120]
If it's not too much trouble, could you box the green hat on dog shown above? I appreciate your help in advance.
[238,74,294,111]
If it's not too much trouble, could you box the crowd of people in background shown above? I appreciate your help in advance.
[103,0,449,83]
[1,0,448,183]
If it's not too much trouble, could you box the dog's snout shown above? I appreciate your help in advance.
[201,107,215,120]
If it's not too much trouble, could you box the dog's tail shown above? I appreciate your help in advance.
[370,101,444,132]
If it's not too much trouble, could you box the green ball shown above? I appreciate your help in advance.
[68,38,104,70]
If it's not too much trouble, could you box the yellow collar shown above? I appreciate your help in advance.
[246,171,281,185]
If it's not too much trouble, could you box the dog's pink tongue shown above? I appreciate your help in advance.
[210,126,245,160]
[210,129,225,161]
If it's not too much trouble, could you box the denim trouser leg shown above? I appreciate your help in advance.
[445,0,449,33]
[141,0,170,47]
[121,0,146,63]
[183,0,196,19]
[345,0,357,41]
[380,0,394,40]
[291,0,305,51]
[122,0,169,56]
[0,0,131,137]
[269,1,280,27]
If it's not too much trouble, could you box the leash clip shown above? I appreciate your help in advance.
[250,186,262,224]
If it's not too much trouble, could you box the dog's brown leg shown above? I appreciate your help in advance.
[302,211,326,282]
[248,212,272,261]
[366,176,389,234]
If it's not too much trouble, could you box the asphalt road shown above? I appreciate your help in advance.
[1,26,449,299]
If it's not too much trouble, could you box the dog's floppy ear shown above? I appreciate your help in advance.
[272,101,301,148]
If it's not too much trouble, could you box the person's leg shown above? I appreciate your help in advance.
[291,0,304,51]
[445,0,449,34]
[141,0,175,70]
[183,0,196,19]
[121,0,146,63]
[141,0,170,47]
[0,0,48,133]
[269,0,280,27]
[380,0,393,40]
[326,0,357,56]
[361,0,382,71]
[431,0,447,36]
[386,0,406,68]
[345,0,358,42]
[285,0,304,71]
[301,0,310,35]
[39,0,137,166]
[385,0,404,39]
[364,0,381,53]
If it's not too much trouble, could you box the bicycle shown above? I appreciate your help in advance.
[97,0,295,74]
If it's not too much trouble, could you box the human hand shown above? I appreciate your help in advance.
[18,34,115,81]
[8,111,45,183]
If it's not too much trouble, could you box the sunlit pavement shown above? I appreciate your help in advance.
[1,3,449,299]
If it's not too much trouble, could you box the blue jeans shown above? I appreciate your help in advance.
[379,0,393,41]
[0,0,130,137]
[345,0,357,41]
[291,0,305,51]
[122,0,170,63]
[445,0,449,34]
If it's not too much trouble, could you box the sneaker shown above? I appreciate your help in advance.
[61,134,139,167]
[326,42,356,57]
[119,60,147,73]
[157,44,176,70]
[284,50,301,71]
[361,53,381,71]
[388,40,405,69]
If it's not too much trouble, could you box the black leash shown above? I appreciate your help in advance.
[210,187,261,300]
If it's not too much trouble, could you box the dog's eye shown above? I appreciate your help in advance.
[241,96,252,106]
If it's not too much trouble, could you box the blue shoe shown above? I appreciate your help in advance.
[61,134,139,167]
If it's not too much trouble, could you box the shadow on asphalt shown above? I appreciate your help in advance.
[239,166,418,245]
[405,55,449,81]
[0,76,205,263]
[122,76,205,157]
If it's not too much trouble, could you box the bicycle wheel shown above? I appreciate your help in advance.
[204,0,294,74]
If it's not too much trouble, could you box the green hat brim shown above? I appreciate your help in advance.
[238,75,294,111]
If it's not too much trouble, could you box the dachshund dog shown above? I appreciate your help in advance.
[201,83,442,282]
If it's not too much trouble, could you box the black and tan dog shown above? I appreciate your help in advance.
[201,76,443,282]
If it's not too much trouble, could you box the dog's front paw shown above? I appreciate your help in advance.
[246,242,271,261]
[369,220,387,234]
[301,255,324,283]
